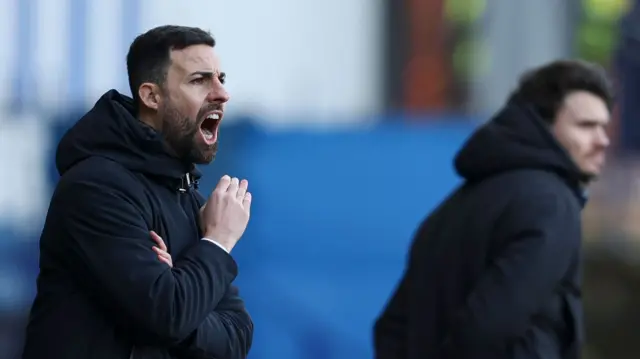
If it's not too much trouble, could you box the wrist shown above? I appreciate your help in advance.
[203,231,232,247]
[201,237,231,253]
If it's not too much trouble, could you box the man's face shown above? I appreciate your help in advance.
[551,91,610,181]
[158,44,229,164]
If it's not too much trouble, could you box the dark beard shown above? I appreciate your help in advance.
[579,171,598,185]
[160,102,218,165]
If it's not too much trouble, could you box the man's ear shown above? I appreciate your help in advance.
[138,83,162,110]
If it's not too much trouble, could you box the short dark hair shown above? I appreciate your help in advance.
[126,25,215,104]
[508,59,614,124]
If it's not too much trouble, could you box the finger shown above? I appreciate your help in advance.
[150,231,167,251]
[239,179,248,191]
[215,175,231,192]
[236,187,246,199]
[153,246,169,257]
[236,180,248,199]
[153,247,173,263]
[150,231,167,250]
[227,177,239,194]
[242,192,252,211]
[236,179,248,198]
[157,255,173,268]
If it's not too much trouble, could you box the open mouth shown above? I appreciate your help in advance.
[199,112,221,145]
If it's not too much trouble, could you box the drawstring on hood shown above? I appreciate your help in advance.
[55,89,201,191]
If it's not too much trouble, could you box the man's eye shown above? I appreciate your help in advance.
[191,78,205,84]
[218,75,226,84]
[579,122,598,128]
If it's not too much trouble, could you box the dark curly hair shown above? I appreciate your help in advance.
[508,59,614,124]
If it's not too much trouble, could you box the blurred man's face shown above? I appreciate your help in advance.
[552,91,610,181]
[159,44,229,164]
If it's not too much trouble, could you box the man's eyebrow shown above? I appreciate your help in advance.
[189,71,226,78]
[577,117,609,124]
[189,71,214,78]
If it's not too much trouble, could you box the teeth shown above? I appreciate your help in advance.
[201,128,214,140]
[201,113,219,142]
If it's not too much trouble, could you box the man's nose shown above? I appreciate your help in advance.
[596,127,610,148]
[206,84,230,103]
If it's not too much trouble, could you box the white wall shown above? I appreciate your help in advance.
[468,0,573,116]
[0,115,50,233]
[0,0,384,123]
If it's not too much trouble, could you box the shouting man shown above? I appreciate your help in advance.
[22,25,253,359]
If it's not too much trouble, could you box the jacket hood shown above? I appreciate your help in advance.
[56,90,199,181]
[454,100,584,185]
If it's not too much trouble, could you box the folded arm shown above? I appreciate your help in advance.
[56,163,237,345]
[442,190,581,355]
[172,286,253,359]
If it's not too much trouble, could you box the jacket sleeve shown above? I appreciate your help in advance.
[171,285,253,359]
[442,190,580,355]
[55,166,237,345]
[373,274,408,359]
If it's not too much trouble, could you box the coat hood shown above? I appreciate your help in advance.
[454,100,584,187]
[56,90,200,182]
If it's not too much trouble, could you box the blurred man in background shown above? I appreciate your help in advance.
[21,25,253,359]
[374,60,613,359]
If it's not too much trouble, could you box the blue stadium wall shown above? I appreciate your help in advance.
[4,114,477,359]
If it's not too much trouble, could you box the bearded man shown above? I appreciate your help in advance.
[22,25,253,359]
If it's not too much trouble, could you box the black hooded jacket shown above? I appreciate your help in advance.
[374,101,585,359]
[22,90,253,359]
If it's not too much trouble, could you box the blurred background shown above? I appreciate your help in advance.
[0,0,639,358]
